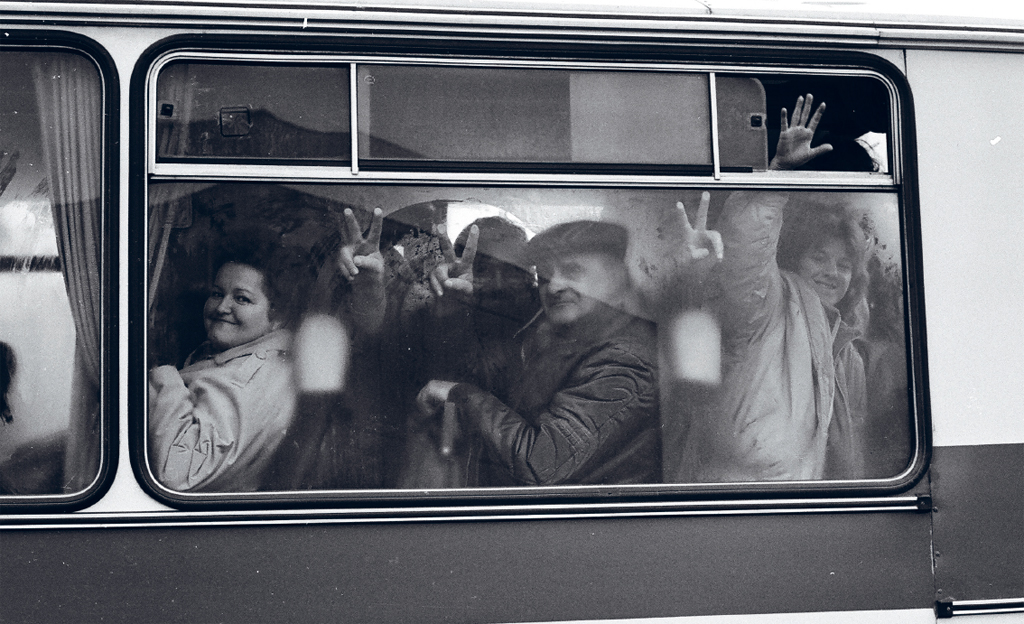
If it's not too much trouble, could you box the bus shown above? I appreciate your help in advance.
[1,1,1021,622]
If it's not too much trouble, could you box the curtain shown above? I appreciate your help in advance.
[34,52,104,493]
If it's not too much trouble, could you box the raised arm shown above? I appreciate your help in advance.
[337,207,387,335]
[712,94,833,339]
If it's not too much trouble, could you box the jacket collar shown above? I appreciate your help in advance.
[533,303,635,347]
[188,329,293,367]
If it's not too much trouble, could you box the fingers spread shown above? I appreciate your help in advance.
[802,94,815,124]
[353,254,384,276]
[366,208,384,246]
[343,208,362,243]
[462,224,480,266]
[436,223,457,264]
[696,191,711,231]
[708,230,724,260]
[338,249,357,280]
[677,201,694,233]
[810,143,834,159]
[444,278,474,296]
[808,101,827,133]
[429,266,448,297]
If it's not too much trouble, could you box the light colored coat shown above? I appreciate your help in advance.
[671,191,864,482]
[149,329,295,492]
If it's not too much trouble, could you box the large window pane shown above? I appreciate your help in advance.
[1,50,104,496]
[155,62,351,163]
[146,182,911,494]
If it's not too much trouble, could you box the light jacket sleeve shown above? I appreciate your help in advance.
[713,191,790,346]
[148,350,294,491]
[148,363,249,491]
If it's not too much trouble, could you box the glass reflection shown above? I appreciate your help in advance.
[155,62,350,163]
[1,50,103,496]
[146,180,910,492]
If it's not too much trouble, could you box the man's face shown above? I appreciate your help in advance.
[472,254,535,318]
[537,252,626,327]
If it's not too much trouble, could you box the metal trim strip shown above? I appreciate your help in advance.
[937,598,1024,618]
[2,495,929,529]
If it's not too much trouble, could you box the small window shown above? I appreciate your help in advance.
[155,61,351,164]
[357,65,717,173]
[1,48,106,499]
[754,74,892,173]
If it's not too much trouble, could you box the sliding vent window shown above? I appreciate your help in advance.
[748,73,893,173]
[1,50,105,497]
[357,66,727,173]
[155,62,350,164]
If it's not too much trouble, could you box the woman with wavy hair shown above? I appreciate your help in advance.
[673,94,870,482]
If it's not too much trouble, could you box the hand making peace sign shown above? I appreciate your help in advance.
[676,191,724,265]
[429,222,480,298]
[337,207,384,282]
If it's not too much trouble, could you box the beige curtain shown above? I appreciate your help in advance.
[34,52,104,493]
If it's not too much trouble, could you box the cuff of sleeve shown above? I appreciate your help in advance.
[447,382,479,406]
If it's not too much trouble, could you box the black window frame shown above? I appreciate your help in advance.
[0,31,119,513]
[131,34,930,513]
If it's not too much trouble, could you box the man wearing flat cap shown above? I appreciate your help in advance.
[416,220,660,486]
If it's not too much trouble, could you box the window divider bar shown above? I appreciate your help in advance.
[709,72,721,181]
[350,63,359,175]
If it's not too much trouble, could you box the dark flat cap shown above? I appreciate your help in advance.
[526,220,628,265]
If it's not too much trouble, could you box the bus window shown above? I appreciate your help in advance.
[155,61,351,164]
[144,57,915,502]
[357,65,715,172]
[0,49,105,497]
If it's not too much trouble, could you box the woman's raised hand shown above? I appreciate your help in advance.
[769,93,833,170]
[338,207,384,282]
[677,191,724,265]
[429,223,479,298]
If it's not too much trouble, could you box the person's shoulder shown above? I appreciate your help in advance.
[588,315,657,368]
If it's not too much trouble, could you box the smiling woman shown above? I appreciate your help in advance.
[147,230,312,492]
[204,262,280,351]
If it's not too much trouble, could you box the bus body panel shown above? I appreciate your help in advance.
[930,443,1024,604]
[2,3,1023,622]
[1,509,933,623]
[907,48,1024,449]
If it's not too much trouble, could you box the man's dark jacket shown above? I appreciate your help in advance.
[448,306,661,486]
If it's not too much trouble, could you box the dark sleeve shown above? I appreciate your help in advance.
[448,346,657,486]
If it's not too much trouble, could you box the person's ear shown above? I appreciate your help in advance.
[269,307,284,331]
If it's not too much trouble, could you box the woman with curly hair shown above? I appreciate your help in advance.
[148,229,312,492]
[671,94,869,482]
